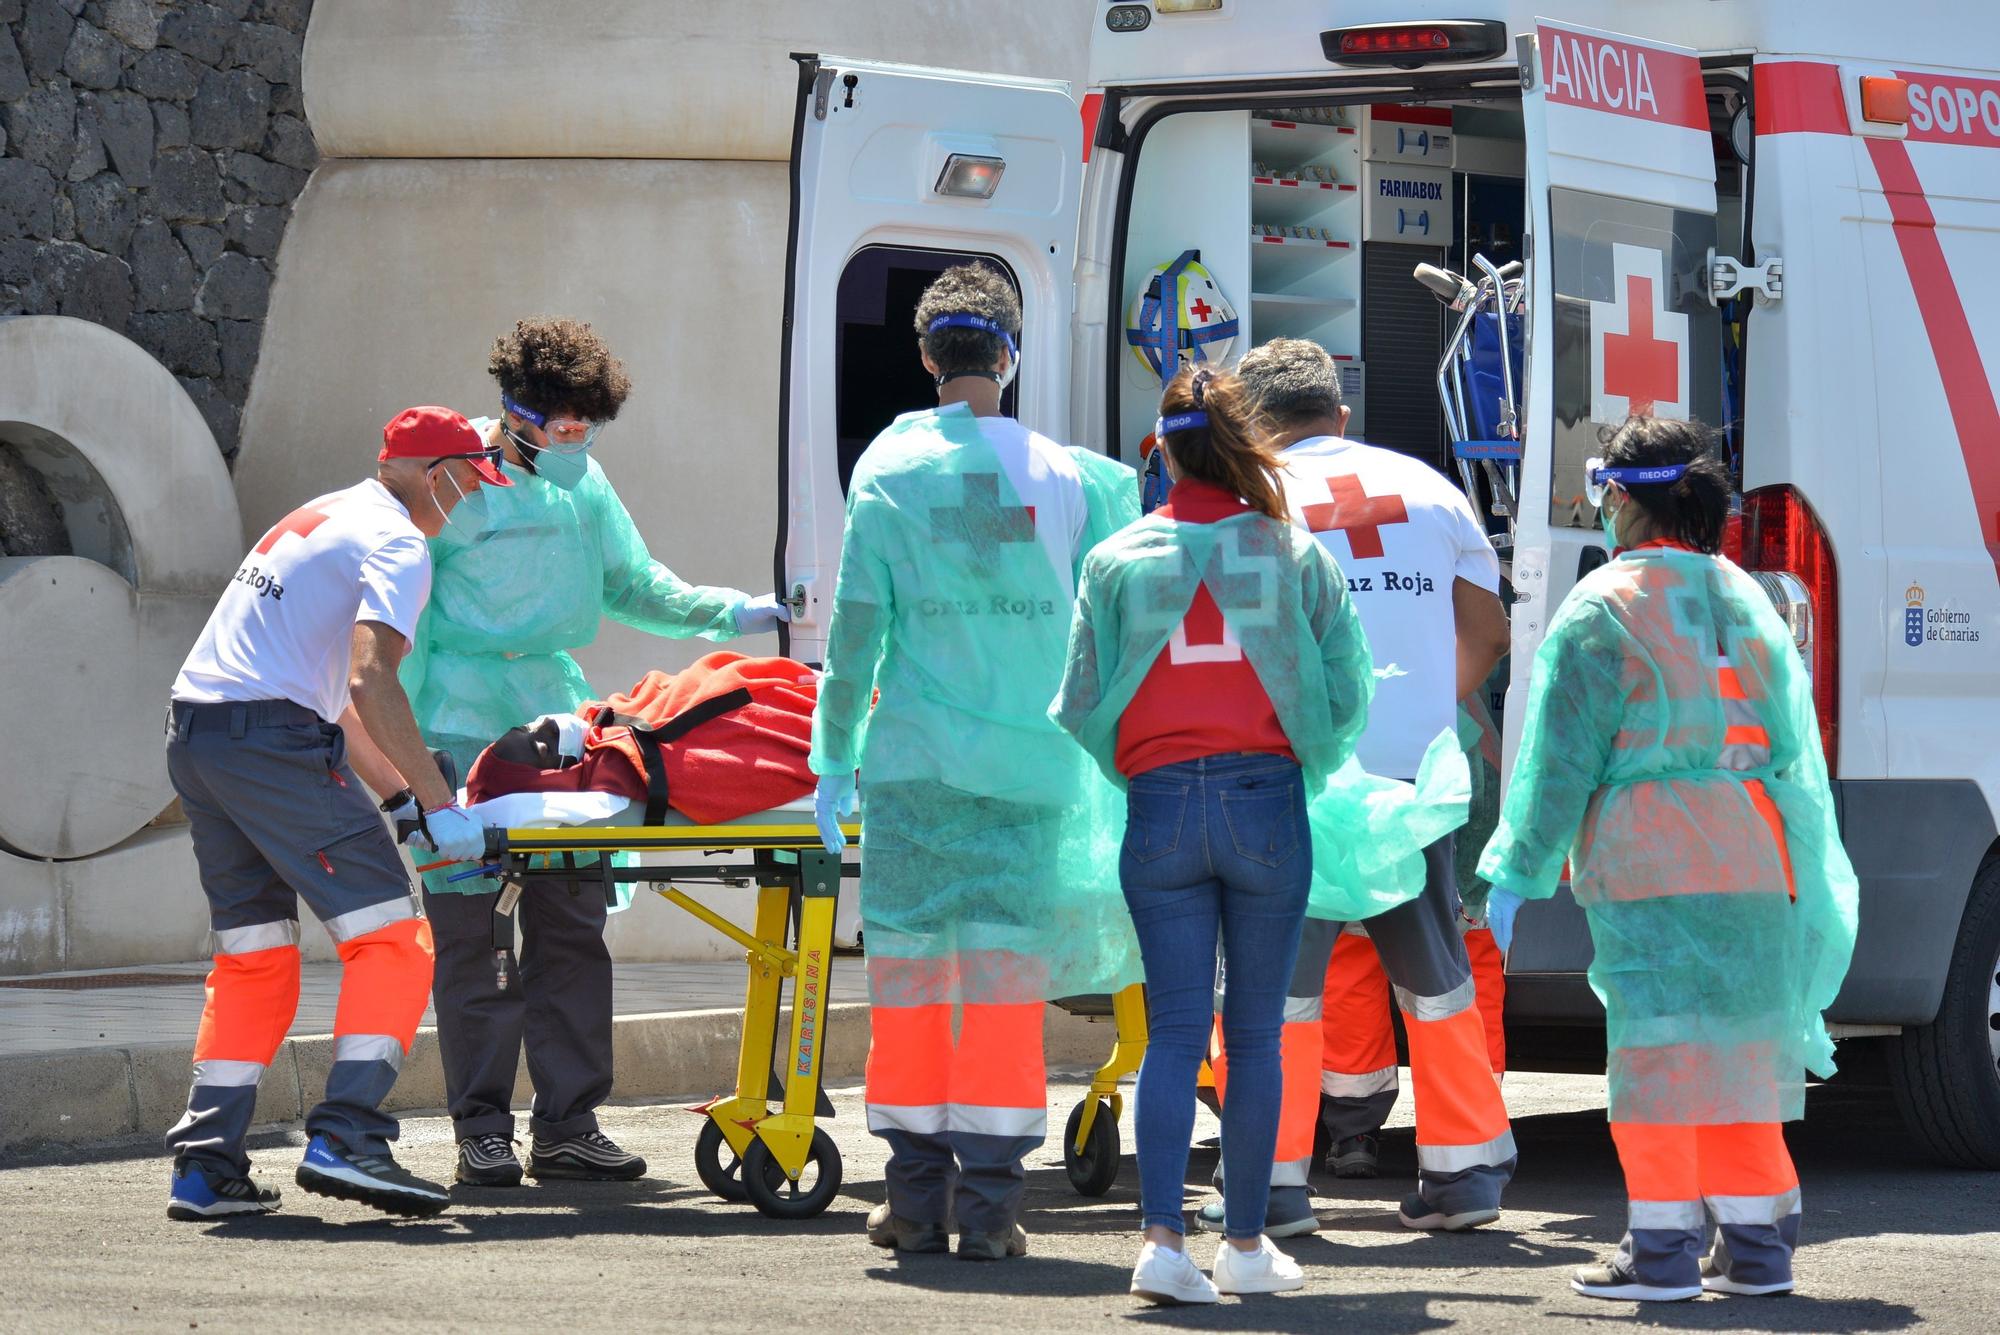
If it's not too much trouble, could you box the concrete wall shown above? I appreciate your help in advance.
[1,0,1091,971]
[301,0,1092,162]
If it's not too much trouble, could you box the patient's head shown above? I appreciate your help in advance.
[465,717,585,805]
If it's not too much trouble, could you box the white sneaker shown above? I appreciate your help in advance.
[1211,1235,1305,1295]
[1129,1241,1219,1305]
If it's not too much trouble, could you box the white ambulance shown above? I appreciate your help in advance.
[773,2,2000,1168]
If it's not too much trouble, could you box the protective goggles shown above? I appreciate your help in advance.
[925,312,1019,357]
[502,394,602,452]
[1583,457,1688,508]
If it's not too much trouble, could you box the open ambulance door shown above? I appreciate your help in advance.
[1503,19,1727,996]
[774,55,1082,665]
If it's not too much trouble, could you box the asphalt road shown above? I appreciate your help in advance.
[1,1066,1992,1333]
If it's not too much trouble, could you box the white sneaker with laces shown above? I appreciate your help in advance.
[1130,1241,1220,1305]
[1211,1235,1305,1295]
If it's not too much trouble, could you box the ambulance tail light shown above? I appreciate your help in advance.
[1321,20,1508,70]
[1739,485,1839,767]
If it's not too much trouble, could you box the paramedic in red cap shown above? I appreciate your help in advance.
[1228,337,1517,1235]
[163,406,508,1222]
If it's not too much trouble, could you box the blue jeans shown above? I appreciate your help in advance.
[1121,752,1311,1239]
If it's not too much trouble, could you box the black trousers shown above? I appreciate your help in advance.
[423,881,613,1142]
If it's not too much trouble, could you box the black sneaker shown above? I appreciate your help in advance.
[456,1133,524,1187]
[528,1130,647,1181]
[167,1158,280,1220]
[295,1134,450,1218]
[1328,1133,1381,1179]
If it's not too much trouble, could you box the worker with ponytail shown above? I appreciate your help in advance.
[1053,365,1466,1303]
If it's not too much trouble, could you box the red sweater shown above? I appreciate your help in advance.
[1115,480,1296,778]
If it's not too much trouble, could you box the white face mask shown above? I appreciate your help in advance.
[996,347,1019,391]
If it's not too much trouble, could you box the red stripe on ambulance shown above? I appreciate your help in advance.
[1865,137,2000,579]
[1537,25,1705,130]
[1897,72,2000,148]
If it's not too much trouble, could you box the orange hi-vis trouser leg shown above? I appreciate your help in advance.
[316,909,436,1155]
[1610,1121,1801,1289]
[1218,838,1515,1216]
[865,955,1047,1234]
[174,922,305,1176]
[1319,926,1508,1142]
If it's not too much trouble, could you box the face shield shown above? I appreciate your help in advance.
[925,313,1020,388]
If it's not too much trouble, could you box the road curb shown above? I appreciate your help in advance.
[0,1002,1119,1159]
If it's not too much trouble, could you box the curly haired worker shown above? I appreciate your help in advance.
[402,318,790,1188]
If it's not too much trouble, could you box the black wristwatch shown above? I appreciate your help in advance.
[379,787,416,814]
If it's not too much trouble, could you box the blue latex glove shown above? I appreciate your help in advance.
[1485,888,1524,953]
[813,772,858,854]
[734,593,793,635]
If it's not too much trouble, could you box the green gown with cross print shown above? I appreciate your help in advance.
[810,405,1141,1003]
[1050,508,1470,924]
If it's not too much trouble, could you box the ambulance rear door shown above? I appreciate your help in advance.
[775,55,1082,664]
[1504,18,1727,988]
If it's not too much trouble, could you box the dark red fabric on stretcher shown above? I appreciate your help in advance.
[464,652,820,824]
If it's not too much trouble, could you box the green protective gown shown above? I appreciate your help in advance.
[1066,445,1141,556]
[1050,511,1470,923]
[810,405,1141,1002]
[402,432,746,901]
[1476,546,1858,1124]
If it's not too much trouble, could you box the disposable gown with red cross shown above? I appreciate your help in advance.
[1051,509,1470,921]
[1477,545,1858,1123]
[810,405,1144,1005]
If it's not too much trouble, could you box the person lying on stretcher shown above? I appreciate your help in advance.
[463,650,821,825]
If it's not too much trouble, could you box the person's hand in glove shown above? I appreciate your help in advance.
[412,802,490,864]
[814,772,858,854]
[734,593,793,635]
[383,791,423,844]
[528,711,588,761]
[1485,887,1524,953]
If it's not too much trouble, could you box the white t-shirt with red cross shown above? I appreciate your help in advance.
[173,479,433,723]
[1280,436,1500,780]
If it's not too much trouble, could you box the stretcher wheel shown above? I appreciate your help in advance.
[694,1118,749,1202]
[742,1129,843,1219]
[1063,1097,1120,1197]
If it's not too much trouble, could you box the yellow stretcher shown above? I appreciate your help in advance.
[473,805,860,1219]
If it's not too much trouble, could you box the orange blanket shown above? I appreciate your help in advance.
[465,652,820,824]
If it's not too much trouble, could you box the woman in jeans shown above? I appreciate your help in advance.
[1053,366,1374,1302]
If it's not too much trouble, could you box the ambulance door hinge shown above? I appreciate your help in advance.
[812,67,837,121]
[1709,252,1783,307]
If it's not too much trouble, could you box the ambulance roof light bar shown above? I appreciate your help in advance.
[1321,20,1508,70]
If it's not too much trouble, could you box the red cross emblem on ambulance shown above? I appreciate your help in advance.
[1590,242,1690,423]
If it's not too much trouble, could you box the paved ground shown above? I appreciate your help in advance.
[0,1064,1990,1333]
[0,962,870,1057]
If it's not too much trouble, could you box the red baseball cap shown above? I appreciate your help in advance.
[379,405,511,488]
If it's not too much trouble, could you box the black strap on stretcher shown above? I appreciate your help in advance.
[591,687,756,825]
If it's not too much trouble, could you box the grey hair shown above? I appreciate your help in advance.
[1236,337,1343,425]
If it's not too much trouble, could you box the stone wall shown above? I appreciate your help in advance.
[0,0,314,461]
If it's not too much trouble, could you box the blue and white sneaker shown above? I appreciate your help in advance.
[295,1134,449,1218]
[167,1158,280,1221]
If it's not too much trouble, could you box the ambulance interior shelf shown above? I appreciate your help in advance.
[1119,104,1373,459]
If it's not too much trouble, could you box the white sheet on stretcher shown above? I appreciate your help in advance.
[459,790,819,831]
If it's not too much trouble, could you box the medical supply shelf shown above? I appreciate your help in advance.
[1249,110,1362,366]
